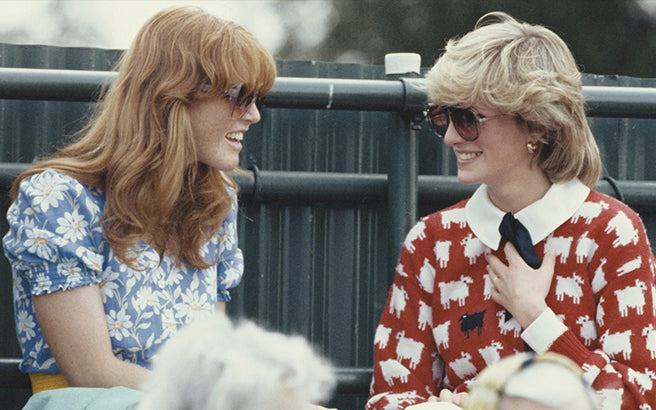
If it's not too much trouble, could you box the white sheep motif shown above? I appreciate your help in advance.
[441,208,467,229]
[417,300,432,331]
[374,324,392,350]
[478,341,503,366]
[389,284,409,319]
[433,241,451,269]
[380,359,410,386]
[576,315,597,346]
[418,258,435,293]
[403,220,426,253]
[438,275,474,309]
[643,324,656,359]
[395,331,424,370]
[614,279,647,317]
[571,200,609,224]
[483,273,493,300]
[395,263,408,278]
[604,211,639,247]
[575,232,598,264]
[628,368,656,395]
[597,296,606,327]
[432,320,451,349]
[381,391,422,410]
[496,310,522,338]
[591,258,608,294]
[545,235,573,264]
[617,255,642,276]
[460,234,489,265]
[555,274,585,304]
[596,388,623,410]
[448,351,477,380]
[600,329,633,360]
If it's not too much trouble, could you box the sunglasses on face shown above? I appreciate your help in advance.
[424,105,505,141]
[223,83,265,119]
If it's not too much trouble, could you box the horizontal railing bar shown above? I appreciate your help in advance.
[334,367,373,394]
[0,357,372,393]
[0,358,29,388]
[1,68,655,117]
[2,163,653,207]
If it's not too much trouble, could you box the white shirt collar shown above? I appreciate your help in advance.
[465,179,590,250]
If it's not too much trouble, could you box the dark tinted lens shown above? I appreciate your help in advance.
[450,108,478,141]
[233,89,264,119]
[426,106,450,138]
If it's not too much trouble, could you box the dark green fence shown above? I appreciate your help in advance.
[1,43,656,409]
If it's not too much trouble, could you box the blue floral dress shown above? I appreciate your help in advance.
[2,169,244,374]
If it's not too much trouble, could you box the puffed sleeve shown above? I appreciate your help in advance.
[3,170,106,294]
[214,189,244,301]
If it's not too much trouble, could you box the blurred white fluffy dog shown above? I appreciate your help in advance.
[138,314,336,410]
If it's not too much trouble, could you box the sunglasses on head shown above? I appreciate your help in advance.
[223,83,265,119]
[424,105,505,141]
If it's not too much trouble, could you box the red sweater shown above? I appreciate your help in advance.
[367,187,656,410]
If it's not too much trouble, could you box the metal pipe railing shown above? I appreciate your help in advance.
[2,67,656,117]
[3,163,654,208]
[2,66,656,400]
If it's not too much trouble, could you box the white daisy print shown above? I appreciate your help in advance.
[106,309,133,341]
[24,229,57,261]
[34,273,53,294]
[99,269,120,302]
[135,287,160,313]
[75,247,104,272]
[174,289,210,322]
[57,257,84,287]
[16,310,37,341]
[56,209,89,242]
[28,172,68,212]
[159,309,178,341]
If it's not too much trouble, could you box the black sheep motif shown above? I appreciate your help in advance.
[459,310,486,338]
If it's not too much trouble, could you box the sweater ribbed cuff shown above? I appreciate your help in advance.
[521,308,567,353]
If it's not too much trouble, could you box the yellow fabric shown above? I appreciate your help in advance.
[29,372,70,394]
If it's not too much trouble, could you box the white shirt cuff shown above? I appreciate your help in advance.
[521,308,567,353]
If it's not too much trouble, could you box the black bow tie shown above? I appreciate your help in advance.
[498,212,541,269]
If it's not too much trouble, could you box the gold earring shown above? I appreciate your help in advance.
[527,142,537,154]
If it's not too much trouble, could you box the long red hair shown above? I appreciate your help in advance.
[12,7,277,268]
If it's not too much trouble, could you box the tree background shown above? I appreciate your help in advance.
[276,0,656,77]
[1,0,656,78]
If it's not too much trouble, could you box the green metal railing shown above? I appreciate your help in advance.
[2,67,656,115]
[2,66,656,408]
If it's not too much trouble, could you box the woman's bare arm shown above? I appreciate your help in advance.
[32,284,150,389]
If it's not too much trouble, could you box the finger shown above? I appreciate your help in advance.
[486,254,507,273]
[426,396,439,402]
[438,388,453,401]
[503,241,523,263]
[486,265,500,285]
[539,250,557,279]
[452,392,469,406]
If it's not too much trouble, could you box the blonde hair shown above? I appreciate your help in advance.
[426,12,601,188]
[11,6,277,268]
[465,352,599,409]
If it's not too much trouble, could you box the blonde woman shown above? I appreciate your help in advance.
[367,12,656,410]
[3,5,275,397]
[465,352,599,409]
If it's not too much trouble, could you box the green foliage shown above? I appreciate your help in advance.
[277,0,656,77]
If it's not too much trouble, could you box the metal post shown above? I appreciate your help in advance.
[385,53,421,284]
